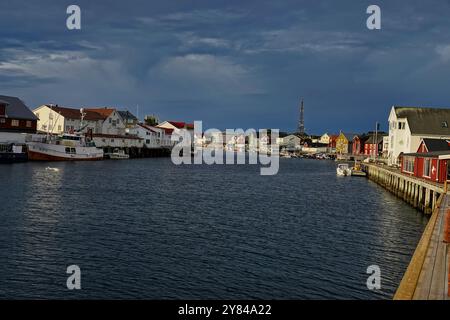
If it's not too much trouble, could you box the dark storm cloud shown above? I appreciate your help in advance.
[1,0,450,132]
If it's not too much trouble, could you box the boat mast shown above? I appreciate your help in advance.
[80,108,86,132]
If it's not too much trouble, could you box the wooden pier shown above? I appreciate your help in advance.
[362,164,449,300]
[363,163,444,214]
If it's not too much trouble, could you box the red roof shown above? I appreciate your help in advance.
[84,107,115,118]
[167,121,194,129]
[47,105,106,121]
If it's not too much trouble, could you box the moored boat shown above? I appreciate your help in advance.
[336,163,352,176]
[27,134,104,161]
[106,148,130,160]
[0,143,28,163]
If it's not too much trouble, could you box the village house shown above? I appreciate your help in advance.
[400,138,450,183]
[32,104,142,149]
[118,110,139,128]
[0,95,38,143]
[319,133,331,145]
[351,135,366,155]
[364,134,387,157]
[279,134,302,151]
[388,106,450,166]
[328,134,338,153]
[335,132,357,154]
[127,123,174,149]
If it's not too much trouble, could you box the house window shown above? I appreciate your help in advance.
[0,118,5,124]
[42,124,47,131]
[442,121,448,128]
[58,125,62,131]
[146,139,150,144]
[403,157,415,173]
[398,122,405,130]
[11,119,19,127]
[423,158,431,177]
[26,121,32,127]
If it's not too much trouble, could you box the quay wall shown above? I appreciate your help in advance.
[362,164,444,214]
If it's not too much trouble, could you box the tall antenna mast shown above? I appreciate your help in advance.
[298,99,305,135]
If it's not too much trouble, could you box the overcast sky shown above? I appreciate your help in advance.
[1,0,450,133]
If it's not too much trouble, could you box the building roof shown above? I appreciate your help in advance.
[365,134,386,144]
[339,132,359,141]
[138,123,159,133]
[394,106,450,136]
[0,95,38,120]
[421,138,450,152]
[403,150,450,158]
[43,105,106,121]
[165,121,194,129]
[84,107,115,118]
[118,111,138,122]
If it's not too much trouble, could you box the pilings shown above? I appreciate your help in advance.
[363,164,444,214]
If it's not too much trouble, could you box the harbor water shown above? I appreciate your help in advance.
[0,158,428,299]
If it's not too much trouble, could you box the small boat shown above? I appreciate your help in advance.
[336,163,352,176]
[0,143,28,163]
[27,134,104,161]
[351,162,367,177]
[108,148,129,160]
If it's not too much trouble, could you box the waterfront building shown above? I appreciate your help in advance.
[328,134,338,153]
[157,121,194,143]
[352,135,367,155]
[400,138,450,183]
[118,111,139,128]
[387,106,450,166]
[335,132,357,154]
[279,134,302,151]
[319,133,331,144]
[364,134,387,157]
[0,95,38,143]
[127,123,173,149]
[33,105,127,135]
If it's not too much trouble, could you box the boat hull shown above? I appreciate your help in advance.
[28,150,103,161]
[27,142,104,161]
[0,152,28,163]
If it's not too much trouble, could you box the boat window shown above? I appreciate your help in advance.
[65,147,71,154]
[71,148,76,154]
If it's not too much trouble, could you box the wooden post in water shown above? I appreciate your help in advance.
[424,189,431,214]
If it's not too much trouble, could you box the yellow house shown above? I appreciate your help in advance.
[335,132,354,154]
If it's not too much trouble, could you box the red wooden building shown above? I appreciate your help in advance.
[400,138,450,183]
[0,95,38,134]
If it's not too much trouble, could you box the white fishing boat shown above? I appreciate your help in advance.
[336,163,352,176]
[27,134,104,161]
[107,148,129,160]
[27,107,104,161]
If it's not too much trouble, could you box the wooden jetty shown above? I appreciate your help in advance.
[362,163,449,300]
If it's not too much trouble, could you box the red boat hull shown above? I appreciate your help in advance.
[28,150,103,161]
